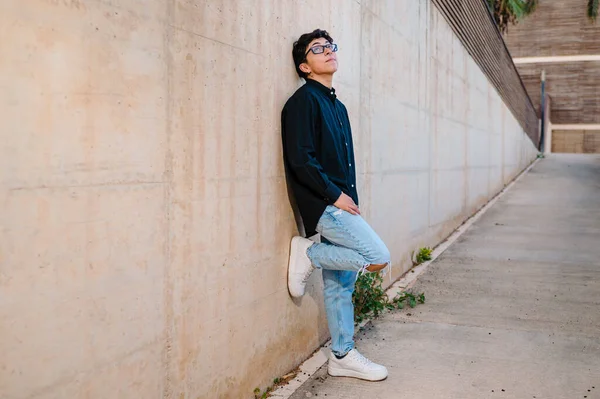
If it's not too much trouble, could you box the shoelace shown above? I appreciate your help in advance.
[349,351,372,367]
[301,266,314,283]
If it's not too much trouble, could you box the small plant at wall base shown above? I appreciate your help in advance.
[353,271,425,324]
[252,372,298,399]
[391,291,426,310]
[253,387,271,399]
[414,247,433,265]
[353,272,389,323]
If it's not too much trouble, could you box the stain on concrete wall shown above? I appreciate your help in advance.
[0,1,537,398]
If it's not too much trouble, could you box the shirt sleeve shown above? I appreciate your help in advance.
[282,94,342,203]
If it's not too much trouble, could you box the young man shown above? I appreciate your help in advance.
[281,29,391,381]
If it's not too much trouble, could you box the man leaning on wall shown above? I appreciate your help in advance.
[281,29,390,382]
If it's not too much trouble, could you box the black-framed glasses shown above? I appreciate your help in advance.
[305,43,338,57]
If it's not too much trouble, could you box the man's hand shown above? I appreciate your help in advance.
[333,192,361,215]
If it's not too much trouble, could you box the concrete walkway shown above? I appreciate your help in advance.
[289,154,600,399]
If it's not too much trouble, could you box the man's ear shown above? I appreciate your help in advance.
[299,62,311,75]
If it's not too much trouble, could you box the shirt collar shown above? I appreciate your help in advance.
[305,78,337,100]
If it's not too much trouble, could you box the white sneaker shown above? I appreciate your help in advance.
[287,236,316,298]
[328,349,388,381]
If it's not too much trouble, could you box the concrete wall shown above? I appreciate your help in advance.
[0,1,537,398]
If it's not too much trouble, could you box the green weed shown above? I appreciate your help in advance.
[414,247,432,265]
[353,270,425,323]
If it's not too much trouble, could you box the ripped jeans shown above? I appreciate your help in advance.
[307,205,391,357]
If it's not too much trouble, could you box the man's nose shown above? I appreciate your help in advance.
[324,46,332,55]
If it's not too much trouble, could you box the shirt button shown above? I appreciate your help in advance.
[345,142,348,146]
[349,163,352,167]
[351,184,355,188]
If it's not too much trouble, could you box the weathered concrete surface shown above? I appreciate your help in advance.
[0,1,537,398]
[289,154,600,399]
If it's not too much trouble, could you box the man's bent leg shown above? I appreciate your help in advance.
[322,268,357,357]
[308,241,369,272]
[314,206,390,356]
[310,206,390,380]
[308,206,390,272]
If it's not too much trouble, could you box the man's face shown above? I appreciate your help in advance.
[301,38,338,77]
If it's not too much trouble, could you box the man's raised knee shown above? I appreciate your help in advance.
[366,245,390,266]
[364,245,390,272]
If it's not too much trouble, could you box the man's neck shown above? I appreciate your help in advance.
[307,74,333,89]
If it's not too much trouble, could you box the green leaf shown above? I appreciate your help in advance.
[353,269,425,323]
[409,297,417,308]
[488,0,538,33]
[589,0,599,21]
[415,247,433,264]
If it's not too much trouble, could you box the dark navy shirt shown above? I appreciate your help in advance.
[281,78,358,237]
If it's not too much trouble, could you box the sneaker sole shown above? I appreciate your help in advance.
[288,237,306,298]
[327,365,388,381]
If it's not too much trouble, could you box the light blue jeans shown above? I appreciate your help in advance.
[307,205,391,357]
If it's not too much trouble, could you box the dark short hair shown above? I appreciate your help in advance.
[292,29,334,79]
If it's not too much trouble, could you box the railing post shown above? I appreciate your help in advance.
[539,69,546,152]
